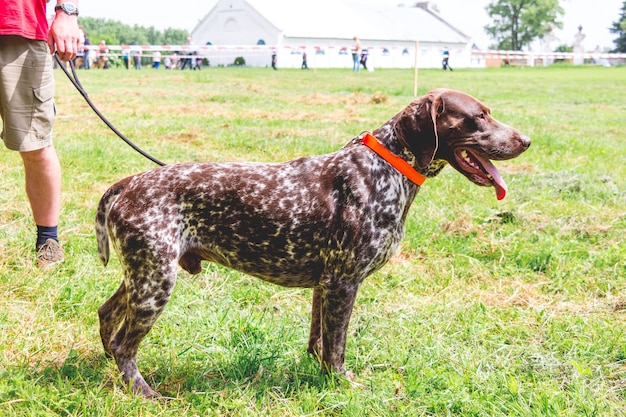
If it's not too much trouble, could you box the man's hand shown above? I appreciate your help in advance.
[48,12,81,61]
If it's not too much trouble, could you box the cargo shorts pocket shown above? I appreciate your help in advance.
[31,80,56,140]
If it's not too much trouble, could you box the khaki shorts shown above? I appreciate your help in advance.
[0,35,56,152]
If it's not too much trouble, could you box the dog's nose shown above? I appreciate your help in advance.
[519,134,531,150]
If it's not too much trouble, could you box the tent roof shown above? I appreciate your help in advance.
[203,0,470,44]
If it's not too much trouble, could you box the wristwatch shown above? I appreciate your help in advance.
[54,3,79,16]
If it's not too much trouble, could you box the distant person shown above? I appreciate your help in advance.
[74,25,86,68]
[164,55,172,69]
[301,51,308,69]
[170,52,180,69]
[96,40,109,69]
[131,43,142,69]
[0,0,81,268]
[81,30,91,69]
[271,51,277,70]
[360,48,368,70]
[181,37,194,70]
[152,50,161,69]
[352,36,361,72]
[121,44,129,69]
[442,46,453,71]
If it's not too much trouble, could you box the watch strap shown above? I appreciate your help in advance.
[54,3,79,16]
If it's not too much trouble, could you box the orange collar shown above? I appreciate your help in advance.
[359,132,426,186]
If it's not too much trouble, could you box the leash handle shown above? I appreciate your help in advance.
[54,53,167,167]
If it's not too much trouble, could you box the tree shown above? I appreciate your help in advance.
[610,0,626,52]
[78,17,189,46]
[485,0,564,51]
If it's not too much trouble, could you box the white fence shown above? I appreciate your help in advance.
[83,44,626,69]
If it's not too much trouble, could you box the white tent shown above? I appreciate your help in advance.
[190,0,477,68]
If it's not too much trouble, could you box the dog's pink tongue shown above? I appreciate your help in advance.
[494,176,508,200]
[474,153,508,200]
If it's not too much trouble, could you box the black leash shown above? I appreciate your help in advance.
[54,53,167,167]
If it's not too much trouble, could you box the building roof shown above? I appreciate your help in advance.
[197,0,470,44]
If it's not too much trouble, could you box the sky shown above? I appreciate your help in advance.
[63,0,623,51]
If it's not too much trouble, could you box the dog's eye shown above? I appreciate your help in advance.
[465,118,478,130]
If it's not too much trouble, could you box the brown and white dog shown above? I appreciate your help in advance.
[96,88,530,397]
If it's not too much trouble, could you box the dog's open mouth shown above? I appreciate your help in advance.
[454,149,508,200]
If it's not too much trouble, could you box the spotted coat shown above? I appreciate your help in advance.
[96,88,530,397]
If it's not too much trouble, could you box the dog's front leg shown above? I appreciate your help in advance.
[307,287,323,358]
[319,278,360,377]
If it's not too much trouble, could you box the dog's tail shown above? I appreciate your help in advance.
[95,177,131,267]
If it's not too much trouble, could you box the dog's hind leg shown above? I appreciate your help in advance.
[98,281,128,357]
[307,287,323,358]
[106,263,178,398]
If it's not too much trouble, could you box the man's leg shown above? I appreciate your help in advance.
[21,145,61,227]
[21,145,65,268]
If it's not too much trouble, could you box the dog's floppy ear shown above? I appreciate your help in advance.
[394,92,444,169]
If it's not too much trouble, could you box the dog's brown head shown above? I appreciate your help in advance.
[394,88,530,200]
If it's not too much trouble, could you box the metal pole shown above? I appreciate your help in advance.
[413,40,419,96]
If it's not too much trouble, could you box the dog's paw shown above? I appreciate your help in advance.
[342,371,370,390]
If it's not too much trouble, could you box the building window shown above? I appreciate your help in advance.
[224,18,239,32]
[257,39,266,45]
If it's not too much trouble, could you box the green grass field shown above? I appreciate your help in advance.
[0,64,625,416]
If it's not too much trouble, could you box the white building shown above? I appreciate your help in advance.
[190,0,478,69]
